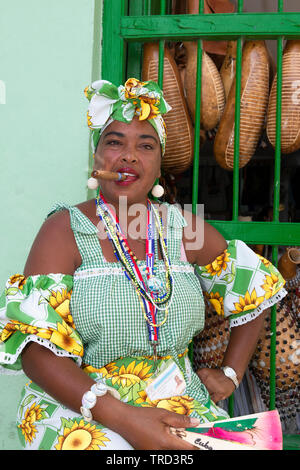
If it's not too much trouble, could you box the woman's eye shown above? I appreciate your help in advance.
[141,143,154,150]
[106,140,121,146]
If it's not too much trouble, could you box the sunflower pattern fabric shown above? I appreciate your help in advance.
[84,78,171,157]
[14,355,227,450]
[0,274,83,372]
[196,239,287,327]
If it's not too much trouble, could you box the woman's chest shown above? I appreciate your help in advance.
[69,265,205,349]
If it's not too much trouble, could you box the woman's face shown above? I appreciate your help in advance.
[94,117,162,207]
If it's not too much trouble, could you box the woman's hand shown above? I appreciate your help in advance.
[119,406,200,450]
[196,368,235,403]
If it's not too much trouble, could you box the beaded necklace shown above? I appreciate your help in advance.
[95,191,174,363]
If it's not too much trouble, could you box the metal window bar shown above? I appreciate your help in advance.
[102,0,300,421]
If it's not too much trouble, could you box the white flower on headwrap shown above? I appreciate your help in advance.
[121,102,136,121]
[85,80,120,130]
[84,78,171,156]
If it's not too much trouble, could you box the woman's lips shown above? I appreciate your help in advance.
[115,168,139,185]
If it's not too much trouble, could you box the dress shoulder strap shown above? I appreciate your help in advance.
[163,203,187,263]
[47,202,105,268]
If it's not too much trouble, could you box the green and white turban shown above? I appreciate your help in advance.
[84,78,171,157]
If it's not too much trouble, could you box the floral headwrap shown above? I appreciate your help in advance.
[84,78,171,157]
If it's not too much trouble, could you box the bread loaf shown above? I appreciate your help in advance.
[142,43,194,175]
[267,40,300,154]
[184,42,225,130]
[214,40,270,170]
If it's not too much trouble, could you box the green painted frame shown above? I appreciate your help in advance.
[121,12,300,41]
[101,0,300,428]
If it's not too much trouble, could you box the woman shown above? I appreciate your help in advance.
[0,79,286,450]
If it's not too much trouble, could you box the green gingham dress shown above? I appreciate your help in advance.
[0,202,286,450]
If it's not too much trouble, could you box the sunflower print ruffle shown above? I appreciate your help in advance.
[0,273,83,372]
[196,239,287,327]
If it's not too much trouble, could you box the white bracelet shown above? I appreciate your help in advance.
[80,382,108,422]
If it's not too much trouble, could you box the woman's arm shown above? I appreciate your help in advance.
[21,342,128,434]
[221,310,266,384]
[197,312,266,403]
[23,210,81,276]
[183,214,227,266]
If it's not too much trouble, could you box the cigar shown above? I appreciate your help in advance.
[91,170,126,181]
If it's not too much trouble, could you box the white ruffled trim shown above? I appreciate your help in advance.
[74,267,124,278]
[229,287,288,328]
[74,264,195,280]
[0,334,82,374]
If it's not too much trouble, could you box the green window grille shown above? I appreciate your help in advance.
[101,0,300,447]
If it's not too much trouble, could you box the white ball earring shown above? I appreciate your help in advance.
[151,183,164,198]
[87,177,99,190]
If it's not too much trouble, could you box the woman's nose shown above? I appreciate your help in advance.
[121,150,137,164]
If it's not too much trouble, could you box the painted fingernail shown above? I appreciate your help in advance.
[189,418,200,426]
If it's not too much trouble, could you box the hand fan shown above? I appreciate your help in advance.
[171,410,282,450]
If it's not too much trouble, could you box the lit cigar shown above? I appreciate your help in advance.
[91,170,126,181]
